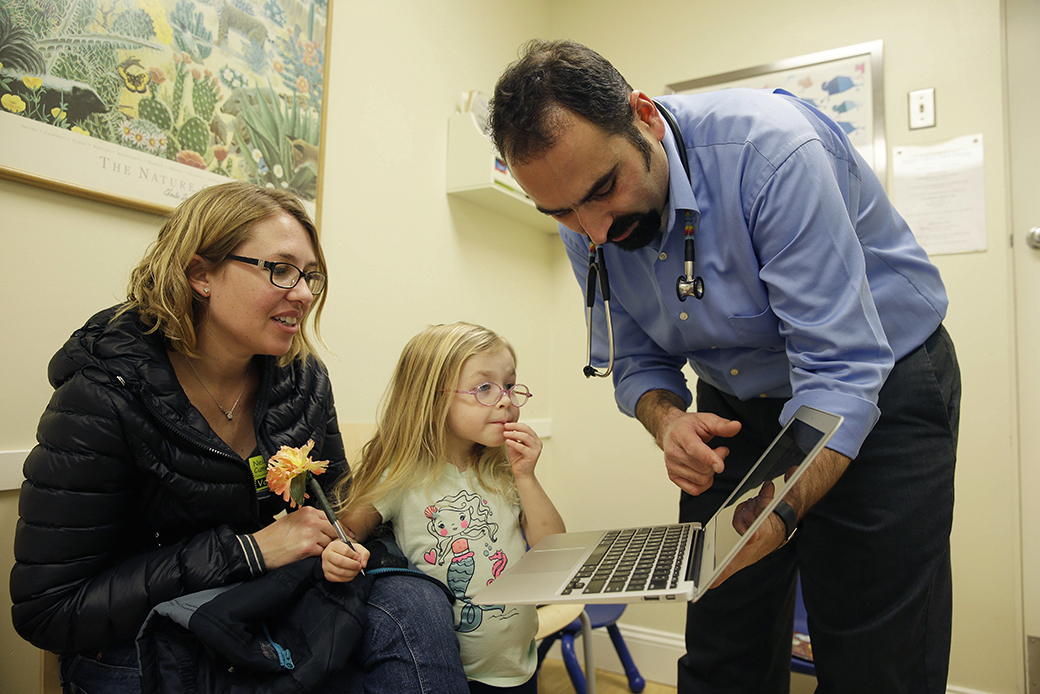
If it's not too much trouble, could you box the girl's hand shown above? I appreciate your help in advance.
[322,539,370,582]
[504,422,542,479]
[508,422,565,545]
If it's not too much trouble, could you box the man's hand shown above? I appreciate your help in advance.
[711,449,852,588]
[710,494,787,588]
[732,479,778,535]
[709,478,786,588]
[636,390,741,495]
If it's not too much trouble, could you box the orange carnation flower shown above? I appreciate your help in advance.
[266,440,329,507]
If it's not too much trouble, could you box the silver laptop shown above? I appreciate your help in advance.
[474,405,842,606]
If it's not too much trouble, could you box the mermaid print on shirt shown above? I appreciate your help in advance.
[423,489,519,632]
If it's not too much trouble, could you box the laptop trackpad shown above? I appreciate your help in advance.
[510,547,586,575]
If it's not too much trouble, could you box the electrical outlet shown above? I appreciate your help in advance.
[909,88,936,129]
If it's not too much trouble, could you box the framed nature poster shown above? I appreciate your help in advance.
[666,40,886,185]
[0,0,331,216]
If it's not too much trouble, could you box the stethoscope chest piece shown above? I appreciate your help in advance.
[675,210,704,302]
[655,101,704,303]
[677,273,704,301]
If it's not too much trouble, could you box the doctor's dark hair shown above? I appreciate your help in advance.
[489,39,651,167]
[122,181,328,366]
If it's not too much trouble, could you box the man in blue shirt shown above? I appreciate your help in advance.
[490,40,960,693]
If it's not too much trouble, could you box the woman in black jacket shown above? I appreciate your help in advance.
[11,181,467,693]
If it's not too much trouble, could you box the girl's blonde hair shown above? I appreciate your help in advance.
[121,181,327,365]
[335,322,519,514]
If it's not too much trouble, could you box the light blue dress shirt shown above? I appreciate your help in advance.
[562,88,948,459]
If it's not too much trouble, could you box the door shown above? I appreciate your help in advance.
[1006,0,1040,683]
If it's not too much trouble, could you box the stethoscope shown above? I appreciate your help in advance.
[583,100,703,379]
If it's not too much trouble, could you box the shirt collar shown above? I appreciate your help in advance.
[659,108,700,239]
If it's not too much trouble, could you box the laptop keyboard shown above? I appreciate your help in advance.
[562,525,693,595]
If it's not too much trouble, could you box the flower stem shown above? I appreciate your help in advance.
[307,475,364,574]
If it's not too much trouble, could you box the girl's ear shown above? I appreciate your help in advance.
[186,254,212,297]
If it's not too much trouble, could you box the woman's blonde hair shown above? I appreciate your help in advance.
[335,322,519,514]
[122,181,327,365]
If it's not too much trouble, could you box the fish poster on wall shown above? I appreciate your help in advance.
[0,0,330,214]
[667,41,885,184]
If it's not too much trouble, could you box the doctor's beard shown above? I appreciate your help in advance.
[607,209,663,252]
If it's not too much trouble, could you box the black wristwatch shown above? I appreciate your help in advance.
[772,500,798,547]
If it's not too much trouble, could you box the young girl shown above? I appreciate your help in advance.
[323,322,565,692]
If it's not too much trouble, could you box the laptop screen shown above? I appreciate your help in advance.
[700,407,842,593]
[722,417,829,508]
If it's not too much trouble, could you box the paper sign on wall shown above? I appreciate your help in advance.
[892,134,987,256]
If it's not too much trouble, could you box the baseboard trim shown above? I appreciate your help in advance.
[595,623,684,686]
[541,623,997,694]
[541,622,683,687]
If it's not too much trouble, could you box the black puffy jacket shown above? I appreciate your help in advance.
[10,305,347,655]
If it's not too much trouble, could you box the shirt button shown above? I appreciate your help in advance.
[730,368,739,376]
[679,312,688,321]
[659,252,668,261]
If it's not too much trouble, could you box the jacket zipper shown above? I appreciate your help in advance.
[118,361,310,518]
[117,375,257,491]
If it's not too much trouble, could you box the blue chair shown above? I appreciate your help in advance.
[791,577,815,675]
[537,604,645,694]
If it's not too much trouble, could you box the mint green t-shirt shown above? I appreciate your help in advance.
[375,465,537,686]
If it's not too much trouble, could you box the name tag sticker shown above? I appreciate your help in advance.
[249,454,268,492]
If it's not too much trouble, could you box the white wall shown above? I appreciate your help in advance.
[0,1,1022,693]
[316,1,558,421]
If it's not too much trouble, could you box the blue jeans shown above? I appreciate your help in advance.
[678,325,960,694]
[348,574,468,694]
[60,642,140,694]
[61,574,466,694]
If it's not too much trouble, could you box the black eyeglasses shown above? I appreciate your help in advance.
[227,255,327,295]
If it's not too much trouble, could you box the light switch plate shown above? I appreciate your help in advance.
[909,88,936,129]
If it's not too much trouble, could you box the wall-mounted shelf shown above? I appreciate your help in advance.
[445,111,558,234]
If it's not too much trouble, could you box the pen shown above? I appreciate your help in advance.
[307,476,365,575]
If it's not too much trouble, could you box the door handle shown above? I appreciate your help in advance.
[1029,227,1040,250]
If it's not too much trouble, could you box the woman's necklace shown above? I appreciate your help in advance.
[185,358,248,421]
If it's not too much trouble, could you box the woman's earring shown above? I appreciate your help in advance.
[204,287,210,294]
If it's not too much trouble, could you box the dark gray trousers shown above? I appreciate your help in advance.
[678,325,960,694]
